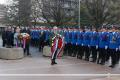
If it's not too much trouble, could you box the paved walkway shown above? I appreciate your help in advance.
[0,37,120,80]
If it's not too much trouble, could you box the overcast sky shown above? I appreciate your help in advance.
[0,0,6,4]
[0,0,13,5]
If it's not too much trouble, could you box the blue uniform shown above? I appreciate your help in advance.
[72,31,78,45]
[118,32,120,49]
[83,31,91,46]
[68,31,72,44]
[31,30,39,40]
[90,31,99,47]
[97,31,109,65]
[30,30,34,39]
[108,32,120,67]
[108,32,119,49]
[64,31,69,44]
[99,32,109,48]
[45,30,49,41]
[77,31,84,45]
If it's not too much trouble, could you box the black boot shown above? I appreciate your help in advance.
[51,59,57,65]
[109,65,115,68]
[51,60,54,65]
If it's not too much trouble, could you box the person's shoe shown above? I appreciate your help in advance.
[28,54,32,57]
[116,61,119,64]
[51,62,54,65]
[85,58,89,61]
[51,62,57,65]
[100,63,105,65]
[91,60,96,63]
[54,62,57,64]
[109,65,115,68]
[51,60,55,65]
[73,55,76,57]
[77,56,79,59]
[97,61,100,64]
[90,60,93,62]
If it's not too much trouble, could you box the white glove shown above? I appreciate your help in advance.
[82,44,84,46]
[119,46,120,50]
[105,46,108,50]
[88,45,90,48]
[96,45,98,49]
[116,48,118,52]
[76,43,77,45]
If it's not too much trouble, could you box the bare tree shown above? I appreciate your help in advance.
[81,0,120,28]
[31,0,46,27]
[4,0,31,27]
[35,0,78,27]
[18,0,32,27]
[3,0,19,26]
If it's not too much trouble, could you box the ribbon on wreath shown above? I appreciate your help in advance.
[23,38,26,49]
[16,41,18,48]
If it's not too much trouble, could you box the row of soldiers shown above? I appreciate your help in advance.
[64,27,120,68]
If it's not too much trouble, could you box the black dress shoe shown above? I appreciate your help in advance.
[90,61,95,63]
[109,65,115,68]
[27,54,31,56]
[77,56,80,59]
[85,59,89,61]
[51,62,57,65]
[54,62,57,64]
[100,63,105,65]
[51,63,54,65]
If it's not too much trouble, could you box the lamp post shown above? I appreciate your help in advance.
[79,0,80,28]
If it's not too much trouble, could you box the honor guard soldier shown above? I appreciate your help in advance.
[83,28,91,61]
[77,28,84,59]
[116,29,120,65]
[108,27,119,68]
[68,28,73,56]
[44,28,50,45]
[90,28,99,62]
[71,28,78,57]
[39,28,46,52]
[30,28,36,46]
[98,28,109,65]
[63,28,69,56]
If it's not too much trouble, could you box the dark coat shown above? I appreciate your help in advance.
[6,31,14,46]
[2,31,7,40]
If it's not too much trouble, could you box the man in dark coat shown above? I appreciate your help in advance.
[6,27,14,48]
[2,28,7,47]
